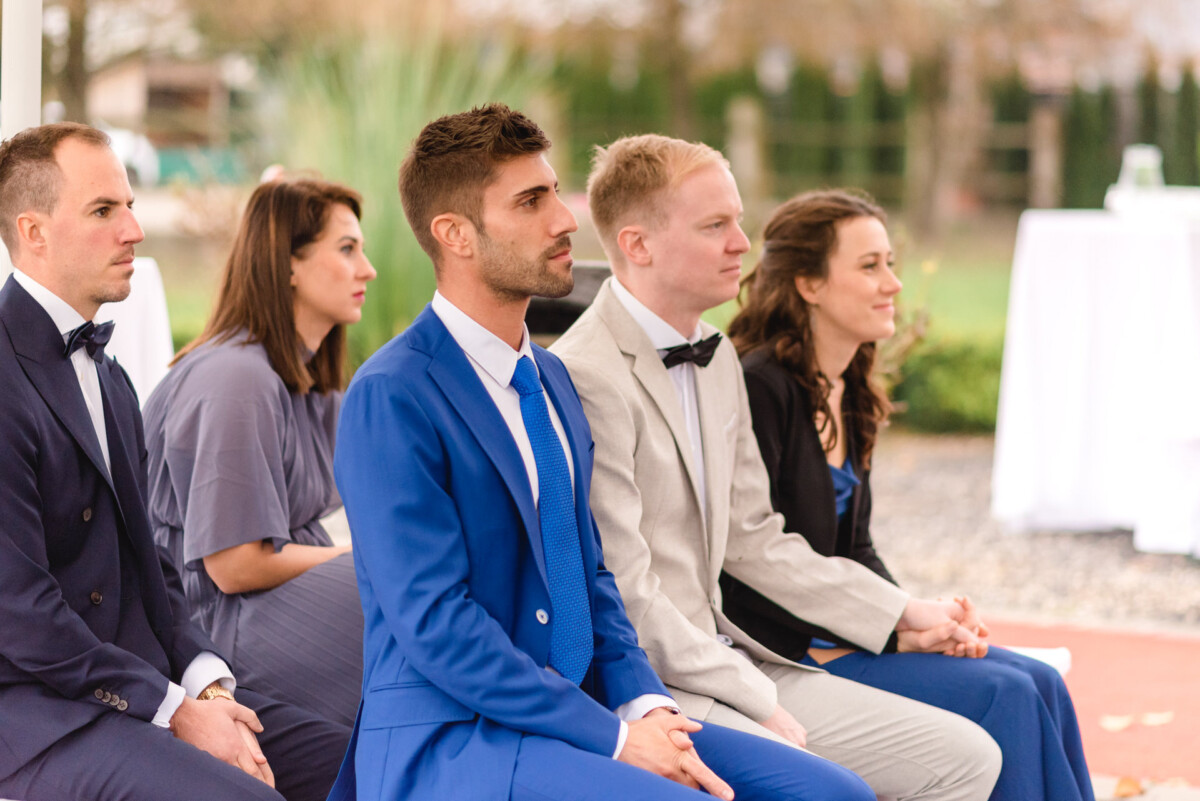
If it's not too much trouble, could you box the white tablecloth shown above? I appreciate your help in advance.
[993,210,1200,556]
[96,256,174,405]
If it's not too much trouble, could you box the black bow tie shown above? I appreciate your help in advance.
[660,332,722,369]
[64,320,115,363]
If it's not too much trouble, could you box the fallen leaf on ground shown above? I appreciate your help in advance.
[1139,711,1174,727]
[1113,776,1144,797]
[1099,714,1135,732]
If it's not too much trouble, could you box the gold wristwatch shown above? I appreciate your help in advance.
[196,682,235,702]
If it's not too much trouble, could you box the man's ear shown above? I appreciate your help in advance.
[794,274,823,305]
[14,211,46,257]
[616,225,652,268]
[430,213,476,260]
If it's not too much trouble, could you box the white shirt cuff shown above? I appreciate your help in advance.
[153,652,236,729]
[611,693,681,759]
[616,693,680,722]
[613,720,629,759]
[180,651,236,697]
[152,681,186,728]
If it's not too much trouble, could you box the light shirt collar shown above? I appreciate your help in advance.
[609,276,703,349]
[431,290,536,387]
[12,268,87,339]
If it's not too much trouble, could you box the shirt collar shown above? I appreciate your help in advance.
[11,268,87,339]
[431,290,536,388]
[609,276,703,351]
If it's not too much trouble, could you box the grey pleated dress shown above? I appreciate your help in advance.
[143,333,363,726]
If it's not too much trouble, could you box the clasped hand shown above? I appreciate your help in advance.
[170,695,276,787]
[619,708,734,800]
[896,595,990,658]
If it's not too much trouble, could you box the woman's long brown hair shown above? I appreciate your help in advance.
[174,178,362,394]
[728,189,891,468]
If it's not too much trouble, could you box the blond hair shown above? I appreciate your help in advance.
[586,134,727,264]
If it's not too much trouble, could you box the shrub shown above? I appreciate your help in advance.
[892,338,1002,433]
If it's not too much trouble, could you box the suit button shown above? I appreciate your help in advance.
[535,609,549,624]
[90,591,103,605]
[102,692,112,703]
[109,695,121,707]
[94,688,105,700]
[117,700,128,711]
[82,508,93,522]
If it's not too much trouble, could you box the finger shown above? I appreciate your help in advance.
[232,704,265,734]
[681,752,734,801]
[667,728,694,751]
[258,755,276,788]
[974,641,989,658]
[235,746,267,782]
[242,726,268,765]
[670,716,703,733]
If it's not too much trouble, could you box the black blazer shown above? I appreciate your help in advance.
[720,347,898,661]
[0,277,218,776]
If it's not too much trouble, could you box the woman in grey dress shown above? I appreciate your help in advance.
[144,177,376,726]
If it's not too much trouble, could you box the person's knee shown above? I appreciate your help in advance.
[943,715,1003,792]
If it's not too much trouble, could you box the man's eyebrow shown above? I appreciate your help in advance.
[514,184,553,199]
[88,196,133,208]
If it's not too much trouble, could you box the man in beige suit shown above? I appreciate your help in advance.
[551,135,1001,800]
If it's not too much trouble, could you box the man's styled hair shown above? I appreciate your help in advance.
[399,103,550,264]
[586,134,727,262]
[0,122,112,255]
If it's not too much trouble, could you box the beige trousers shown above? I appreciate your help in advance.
[700,661,1001,801]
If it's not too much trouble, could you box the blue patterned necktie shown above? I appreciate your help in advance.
[510,355,593,684]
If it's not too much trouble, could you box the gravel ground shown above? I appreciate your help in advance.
[869,429,1200,632]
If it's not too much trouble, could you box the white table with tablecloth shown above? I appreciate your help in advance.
[992,209,1200,556]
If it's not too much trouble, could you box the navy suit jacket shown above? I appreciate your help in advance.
[0,277,218,776]
[329,305,668,801]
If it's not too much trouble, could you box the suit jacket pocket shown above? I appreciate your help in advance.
[361,681,477,730]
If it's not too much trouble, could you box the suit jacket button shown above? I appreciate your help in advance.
[94,688,105,700]
[535,609,549,624]
[90,591,103,605]
[109,695,121,706]
[82,507,93,522]
[117,700,128,711]
[102,692,112,703]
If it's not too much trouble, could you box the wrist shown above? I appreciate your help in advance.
[196,681,235,702]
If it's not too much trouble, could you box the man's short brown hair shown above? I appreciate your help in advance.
[0,123,112,255]
[399,104,550,265]
[586,134,727,264]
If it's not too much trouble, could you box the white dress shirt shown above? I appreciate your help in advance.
[431,291,677,756]
[609,277,708,512]
[12,269,234,727]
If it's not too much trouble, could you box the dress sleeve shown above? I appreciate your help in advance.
[163,351,294,567]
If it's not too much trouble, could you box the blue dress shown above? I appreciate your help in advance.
[725,349,1094,801]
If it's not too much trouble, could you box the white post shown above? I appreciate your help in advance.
[1,0,45,275]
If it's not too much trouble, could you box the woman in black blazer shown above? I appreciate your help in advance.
[720,189,1093,801]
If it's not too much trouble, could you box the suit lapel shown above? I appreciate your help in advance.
[0,279,115,491]
[691,328,731,577]
[593,283,708,524]
[415,309,549,588]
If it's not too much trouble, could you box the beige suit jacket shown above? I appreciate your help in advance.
[551,279,910,722]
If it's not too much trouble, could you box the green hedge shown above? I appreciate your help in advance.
[892,338,1003,433]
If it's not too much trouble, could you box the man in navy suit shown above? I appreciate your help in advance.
[0,123,348,801]
[330,104,874,801]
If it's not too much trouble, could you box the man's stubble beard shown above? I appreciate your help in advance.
[479,233,574,304]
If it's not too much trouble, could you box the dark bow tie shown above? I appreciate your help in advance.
[660,332,722,369]
[64,320,115,363]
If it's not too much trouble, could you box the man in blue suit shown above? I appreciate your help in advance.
[0,123,348,801]
[331,104,875,801]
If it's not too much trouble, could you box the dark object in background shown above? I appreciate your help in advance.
[527,262,610,344]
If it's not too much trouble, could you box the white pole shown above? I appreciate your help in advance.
[1,0,45,274]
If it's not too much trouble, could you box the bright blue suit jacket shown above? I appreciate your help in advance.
[329,305,668,801]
